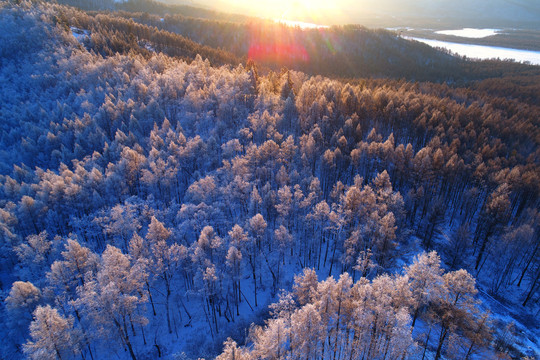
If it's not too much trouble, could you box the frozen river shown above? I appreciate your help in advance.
[408,37,540,66]
[434,28,500,38]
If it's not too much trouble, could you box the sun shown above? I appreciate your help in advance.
[281,0,337,23]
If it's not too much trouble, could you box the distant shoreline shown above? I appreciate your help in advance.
[395,28,540,52]
[406,36,540,66]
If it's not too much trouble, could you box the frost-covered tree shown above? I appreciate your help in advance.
[24,305,79,360]
[216,338,251,360]
[95,202,141,251]
[225,244,243,315]
[5,281,42,356]
[292,268,318,306]
[246,214,267,306]
[433,269,480,360]
[405,251,445,327]
[76,245,148,360]
[251,318,289,360]
[145,216,184,334]
[290,304,322,360]
[46,238,99,313]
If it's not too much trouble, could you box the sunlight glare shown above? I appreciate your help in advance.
[223,0,356,26]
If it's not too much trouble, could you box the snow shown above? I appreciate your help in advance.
[274,19,329,30]
[144,43,155,52]
[478,290,540,358]
[139,40,156,52]
[435,28,500,38]
[407,37,540,65]
[70,26,90,43]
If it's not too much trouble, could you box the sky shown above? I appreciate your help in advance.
[194,0,369,25]
[190,0,540,28]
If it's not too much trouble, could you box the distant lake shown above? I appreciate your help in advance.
[408,37,540,66]
[274,19,329,29]
[434,28,500,38]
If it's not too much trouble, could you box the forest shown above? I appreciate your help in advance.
[0,1,539,360]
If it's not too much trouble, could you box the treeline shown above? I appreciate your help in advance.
[0,1,539,359]
[58,0,253,23]
[50,2,241,65]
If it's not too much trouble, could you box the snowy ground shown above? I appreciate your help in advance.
[70,26,90,44]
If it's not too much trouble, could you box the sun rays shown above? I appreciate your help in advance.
[223,0,355,26]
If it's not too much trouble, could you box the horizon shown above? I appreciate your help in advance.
[161,0,540,28]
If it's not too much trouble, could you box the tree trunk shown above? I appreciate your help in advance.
[250,256,258,307]
[518,238,539,287]
[54,344,63,360]
[114,319,138,360]
[421,325,431,360]
[523,265,540,306]
[147,281,156,316]
[464,340,475,360]
[434,326,448,360]
[125,337,138,360]
[333,297,342,360]
[475,227,493,270]
[166,287,172,334]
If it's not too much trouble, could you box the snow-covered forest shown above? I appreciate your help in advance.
[0,1,539,359]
